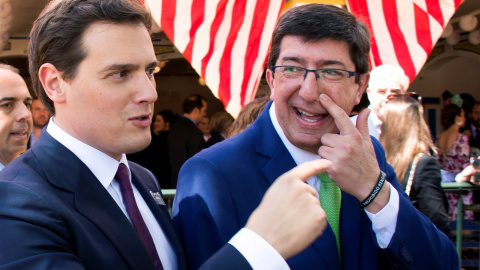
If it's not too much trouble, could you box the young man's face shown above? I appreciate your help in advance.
[0,69,32,164]
[470,104,480,127]
[267,36,367,153]
[31,99,50,128]
[56,22,158,160]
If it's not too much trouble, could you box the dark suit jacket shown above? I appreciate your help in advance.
[402,154,451,237]
[168,117,205,188]
[173,101,458,270]
[0,131,248,270]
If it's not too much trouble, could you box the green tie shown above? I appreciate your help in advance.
[317,172,342,256]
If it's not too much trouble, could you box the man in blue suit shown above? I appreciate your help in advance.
[173,4,458,269]
[0,0,331,269]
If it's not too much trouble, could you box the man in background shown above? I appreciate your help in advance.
[0,64,32,170]
[352,64,409,139]
[28,97,50,147]
[468,101,480,149]
[168,94,207,187]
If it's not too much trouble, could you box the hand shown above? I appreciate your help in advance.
[245,159,328,259]
[317,94,390,213]
[458,165,480,183]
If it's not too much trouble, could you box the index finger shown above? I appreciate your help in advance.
[319,93,358,135]
[279,159,331,183]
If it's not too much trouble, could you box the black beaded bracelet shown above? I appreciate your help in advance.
[358,171,386,207]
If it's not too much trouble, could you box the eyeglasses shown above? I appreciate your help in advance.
[386,92,422,103]
[270,65,357,83]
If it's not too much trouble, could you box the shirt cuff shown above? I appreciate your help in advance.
[229,228,290,270]
[365,183,399,248]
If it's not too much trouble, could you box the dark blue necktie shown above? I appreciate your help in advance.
[115,163,164,270]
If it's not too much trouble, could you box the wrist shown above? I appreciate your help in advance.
[359,171,386,207]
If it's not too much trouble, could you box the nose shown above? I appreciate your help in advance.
[298,71,321,102]
[135,72,158,104]
[16,103,33,123]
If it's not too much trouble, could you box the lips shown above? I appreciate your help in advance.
[129,114,152,127]
[295,108,327,123]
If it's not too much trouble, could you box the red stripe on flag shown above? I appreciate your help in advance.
[383,0,415,80]
[161,0,177,43]
[347,0,382,68]
[218,0,247,105]
[200,0,228,81]
[414,3,432,54]
[240,0,271,106]
[183,0,206,63]
[425,0,443,26]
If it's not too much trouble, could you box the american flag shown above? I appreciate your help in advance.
[146,0,284,117]
[346,0,462,82]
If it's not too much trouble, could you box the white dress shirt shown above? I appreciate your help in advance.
[270,103,399,248]
[47,118,177,270]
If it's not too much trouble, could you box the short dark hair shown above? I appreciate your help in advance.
[441,104,462,130]
[267,4,370,82]
[28,0,152,115]
[183,94,207,114]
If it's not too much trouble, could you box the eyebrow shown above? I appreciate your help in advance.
[0,97,32,102]
[100,60,159,74]
[280,57,347,68]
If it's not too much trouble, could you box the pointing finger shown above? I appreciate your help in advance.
[280,159,330,183]
[319,93,357,135]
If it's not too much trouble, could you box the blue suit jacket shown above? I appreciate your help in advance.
[0,131,248,270]
[173,101,458,269]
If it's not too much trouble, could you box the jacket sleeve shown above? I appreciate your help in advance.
[0,182,85,270]
[370,138,458,269]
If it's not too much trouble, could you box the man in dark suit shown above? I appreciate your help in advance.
[168,94,207,187]
[468,101,480,149]
[173,4,458,269]
[0,1,330,269]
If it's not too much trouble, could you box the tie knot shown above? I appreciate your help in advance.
[115,163,131,191]
[317,172,332,183]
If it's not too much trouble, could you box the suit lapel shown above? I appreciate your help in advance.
[339,192,363,269]
[32,132,156,270]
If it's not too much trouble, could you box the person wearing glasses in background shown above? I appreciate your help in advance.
[173,4,457,269]
[351,64,409,140]
[380,94,452,238]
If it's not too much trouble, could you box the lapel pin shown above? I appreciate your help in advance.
[150,191,166,205]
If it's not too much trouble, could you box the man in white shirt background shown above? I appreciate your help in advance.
[351,64,409,139]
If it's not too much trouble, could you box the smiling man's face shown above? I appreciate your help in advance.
[0,68,32,165]
[267,36,367,153]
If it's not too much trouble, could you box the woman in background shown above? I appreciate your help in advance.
[206,111,234,147]
[437,101,473,220]
[380,94,451,237]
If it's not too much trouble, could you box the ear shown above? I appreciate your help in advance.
[355,73,370,104]
[266,68,275,100]
[38,63,66,104]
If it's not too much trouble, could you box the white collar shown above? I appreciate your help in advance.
[269,103,320,189]
[368,105,383,127]
[46,118,130,189]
